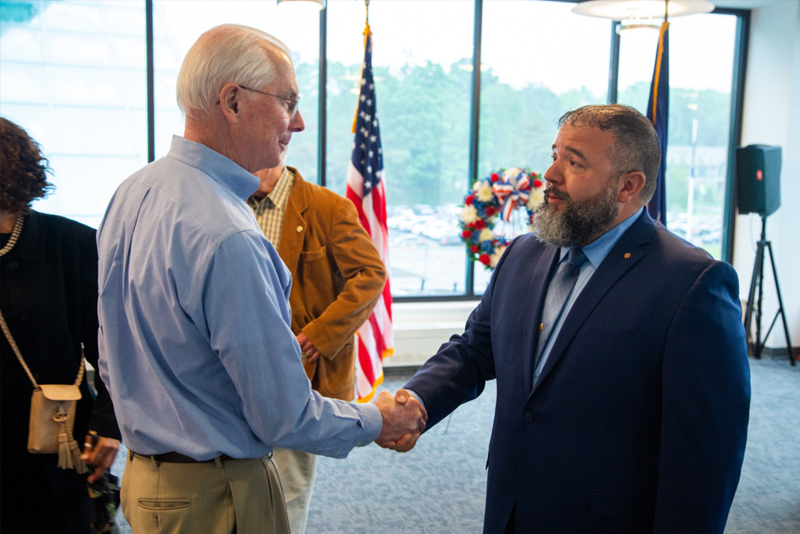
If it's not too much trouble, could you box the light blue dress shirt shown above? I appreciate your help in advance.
[97,136,381,460]
[532,208,644,383]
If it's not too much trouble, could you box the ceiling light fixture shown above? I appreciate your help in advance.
[276,0,326,10]
[572,0,715,32]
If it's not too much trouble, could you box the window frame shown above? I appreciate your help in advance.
[608,6,748,268]
[135,0,748,302]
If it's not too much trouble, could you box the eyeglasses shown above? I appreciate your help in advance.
[238,84,300,118]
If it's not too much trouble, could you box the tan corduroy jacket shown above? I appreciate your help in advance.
[276,167,386,401]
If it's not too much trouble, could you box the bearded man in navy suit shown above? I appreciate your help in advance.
[397,104,750,534]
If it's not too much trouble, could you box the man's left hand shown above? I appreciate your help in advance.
[297,332,322,364]
[81,436,121,483]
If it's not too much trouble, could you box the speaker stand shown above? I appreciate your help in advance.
[744,215,795,365]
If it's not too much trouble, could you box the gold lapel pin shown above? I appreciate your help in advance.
[296,226,303,233]
[624,253,631,259]
[539,323,544,331]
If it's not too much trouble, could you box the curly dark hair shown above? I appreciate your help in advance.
[0,117,54,214]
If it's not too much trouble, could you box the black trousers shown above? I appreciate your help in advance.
[1,450,93,534]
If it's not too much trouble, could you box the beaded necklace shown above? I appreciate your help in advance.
[0,214,25,257]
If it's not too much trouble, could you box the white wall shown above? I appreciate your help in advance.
[733,0,800,352]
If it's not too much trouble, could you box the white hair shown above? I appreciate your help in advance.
[176,24,294,118]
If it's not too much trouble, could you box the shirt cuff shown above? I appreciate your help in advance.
[355,403,383,447]
[405,389,426,411]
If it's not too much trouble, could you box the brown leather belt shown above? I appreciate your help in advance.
[129,450,234,463]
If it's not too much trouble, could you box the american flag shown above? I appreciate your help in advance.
[346,29,393,402]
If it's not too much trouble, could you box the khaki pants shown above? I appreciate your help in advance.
[272,447,317,534]
[121,452,290,534]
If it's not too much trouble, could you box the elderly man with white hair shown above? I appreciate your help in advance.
[96,24,426,534]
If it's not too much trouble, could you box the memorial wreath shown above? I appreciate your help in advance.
[459,167,545,269]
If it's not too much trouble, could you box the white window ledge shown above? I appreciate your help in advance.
[384,300,479,368]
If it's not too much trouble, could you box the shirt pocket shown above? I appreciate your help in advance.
[298,246,326,263]
[294,246,335,320]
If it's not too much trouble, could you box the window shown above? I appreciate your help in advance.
[327,1,474,296]
[0,1,747,294]
[152,0,320,179]
[476,0,610,291]
[617,14,738,259]
[0,0,147,228]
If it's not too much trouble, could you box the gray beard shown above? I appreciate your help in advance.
[532,182,619,247]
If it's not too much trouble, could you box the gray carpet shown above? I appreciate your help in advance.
[725,358,800,533]
[113,357,800,533]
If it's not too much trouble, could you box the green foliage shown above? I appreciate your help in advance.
[293,61,319,184]
[617,82,651,113]
[669,88,731,146]
[323,60,731,211]
[479,83,585,179]
[325,58,608,206]
[667,161,690,212]
[618,82,731,147]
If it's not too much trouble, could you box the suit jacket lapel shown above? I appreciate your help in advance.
[522,245,560,393]
[531,211,656,394]
[277,170,308,276]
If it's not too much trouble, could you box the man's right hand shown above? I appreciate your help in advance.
[373,388,427,452]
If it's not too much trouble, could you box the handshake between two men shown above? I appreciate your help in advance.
[373,389,427,453]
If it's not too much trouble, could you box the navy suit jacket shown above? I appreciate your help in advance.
[405,211,750,534]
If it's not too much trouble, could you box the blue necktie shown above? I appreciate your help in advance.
[533,247,589,383]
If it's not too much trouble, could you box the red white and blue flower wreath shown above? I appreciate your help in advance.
[459,167,545,269]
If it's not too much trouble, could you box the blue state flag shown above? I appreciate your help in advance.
[646,21,670,226]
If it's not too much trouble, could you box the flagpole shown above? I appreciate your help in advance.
[351,0,371,134]
[363,0,371,58]
[345,0,394,402]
